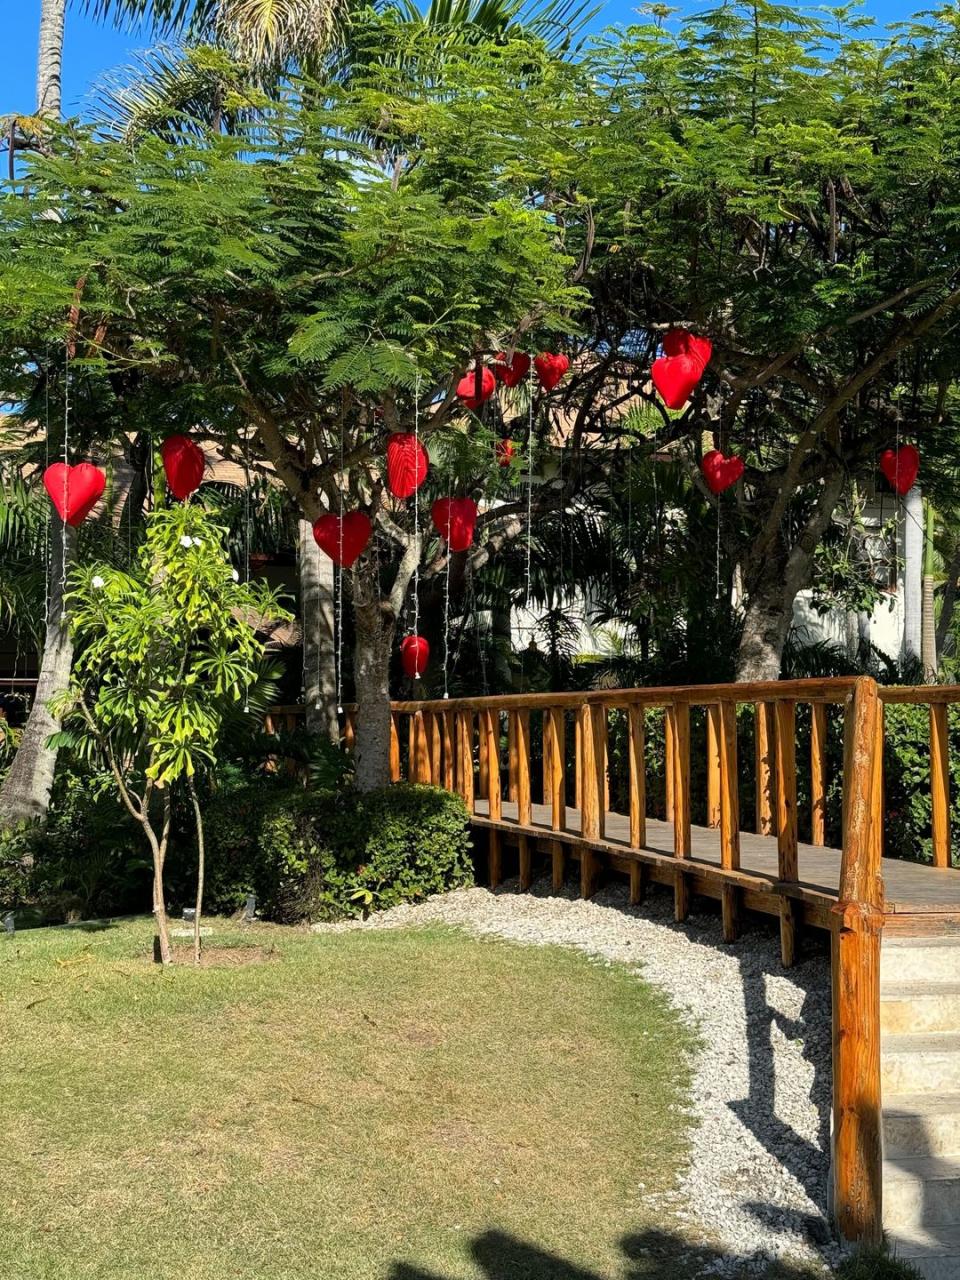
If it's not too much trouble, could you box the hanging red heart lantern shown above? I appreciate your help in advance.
[495,439,515,467]
[400,634,430,679]
[651,353,704,411]
[160,434,205,501]
[312,511,372,567]
[456,367,496,410]
[662,328,712,370]
[42,462,106,527]
[534,352,570,391]
[493,351,531,388]
[879,445,920,496]
[701,450,744,495]
[386,432,429,500]
[432,497,478,553]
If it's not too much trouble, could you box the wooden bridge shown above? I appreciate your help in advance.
[281,677,960,1266]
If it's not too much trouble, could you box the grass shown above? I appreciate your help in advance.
[0,915,697,1280]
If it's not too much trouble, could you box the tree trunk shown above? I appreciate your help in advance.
[0,522,74,830]
[902,486,923,666]
[36,0,66,119]
[299,519,338,740]
[352,569,396,793]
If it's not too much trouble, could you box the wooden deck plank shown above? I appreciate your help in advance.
[471,798,960,916]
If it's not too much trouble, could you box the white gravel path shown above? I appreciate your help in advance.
[315,878,841,1276]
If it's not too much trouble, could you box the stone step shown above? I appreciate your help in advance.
[882,936,960,985]
[884,1093,960,1159]
[883,1155,960,1230]
[887,1224,960,1280]
[882,983,960,1034]
[882,1034,960,1096]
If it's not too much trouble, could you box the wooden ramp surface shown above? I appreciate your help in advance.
[473,798,960,917]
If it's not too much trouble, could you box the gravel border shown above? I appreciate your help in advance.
[315,878,842,1276]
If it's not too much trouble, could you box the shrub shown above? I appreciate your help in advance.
[834,1246,923,1279]
[202,781,474,921]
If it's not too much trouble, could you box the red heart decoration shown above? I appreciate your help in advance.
[493,351,531,388]
[662,328,712,370]
[495,439,515,467]
[701,450,744,495]
[456,367,496,410]
[879,445,919,496]
[160,434,205,501]
[534,352,570,391]
[651,352,704,410]
[312,511,372,567]
[385,432,429,500]
[400,634,430,679]
[432,497,478,553]
[42,462,106,527]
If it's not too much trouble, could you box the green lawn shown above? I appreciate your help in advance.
[0,916,700,1280]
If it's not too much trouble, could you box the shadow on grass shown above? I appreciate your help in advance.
[390,1226,831,1279]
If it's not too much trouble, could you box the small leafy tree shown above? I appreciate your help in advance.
[52,504,290,964]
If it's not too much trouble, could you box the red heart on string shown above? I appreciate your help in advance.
[400,634,430,679]
[385,432,429,500]
[493,351,531,388]
[456,367,496,410]
[160,434,205,501]
[432,497,478,553]
[879,445,919,496]
[662,328,712,370]
[312,511,372,567]
[42,462,106,527]
[495,439,515,467]
[534,352,570,391]
[651,353,705,410]
[701,450,744,495]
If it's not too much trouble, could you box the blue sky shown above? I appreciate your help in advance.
[6,0,924,119]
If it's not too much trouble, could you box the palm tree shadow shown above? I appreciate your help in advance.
[389,1226,830,1279]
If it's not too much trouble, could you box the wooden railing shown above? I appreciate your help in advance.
[272,676,960,1246]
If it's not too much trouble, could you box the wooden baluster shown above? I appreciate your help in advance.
[775,699,799,967]
[478,716,489,801]
[545,708,567,890]
[931,703,950,869]
[811,702,827,846]
[412,711,431,784]
[456,712,474,812]
[429,712,442,786]
[344,709,356,753]
[719,701,740,942]
[408,714,416,783]
[575,712,583,814]
[672,700,691,922]
[389,714,401,783]
[665,707,675,822]
[707,704,721,828]
[872,706,885,901]
[442,711,455,792]
[483,709,502,887]
[263,711,278,774]
[508,711,519,805]
[832,676,883,1246]
[516,711,532,890]
[755,701,777,835]
[600,710,610,815]
[578,703,603,897]
[628,704,647,906]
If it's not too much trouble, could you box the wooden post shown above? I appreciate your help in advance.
[593,705,608,839]
[390,714,401,783]
[483,709,502,887]
[442,711,455,792]
[811,702,827,846]
[719,701,740,942]
[706,704,721,828]
[832,675,883,1247]
[665,707,675,822]
[515,710,532,828]
[931,703,950,869]
[775,699,799,967]
[574,712,582,813]
[344,709,356,754]
[672,700,691,922]
[408,714,416,782]
[579,703,601,843]
[429,713,442,786]
[478,715,489,801]
[544,708,566,833]
[629,861,647,906]
[755,702,776,835]
[628,704,646,850]
[507,711,518,803]
[456,712,474,811]
[412,711,431,784]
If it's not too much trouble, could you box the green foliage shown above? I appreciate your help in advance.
[201,781,474,920]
